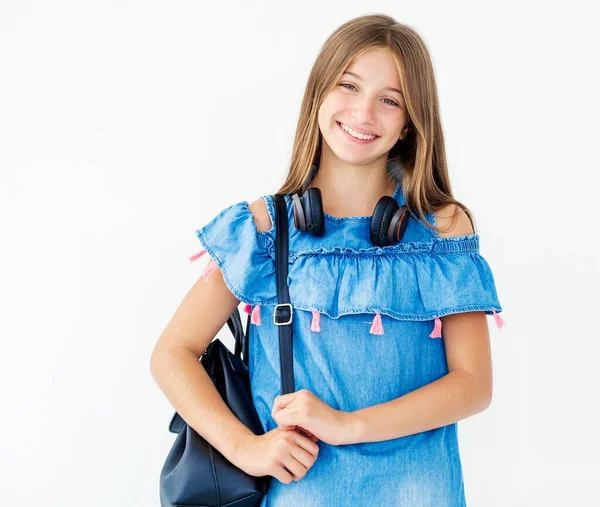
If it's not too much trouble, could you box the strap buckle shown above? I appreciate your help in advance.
[273,303,293,326]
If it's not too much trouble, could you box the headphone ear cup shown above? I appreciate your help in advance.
[370,196,405,246]
[390,206,410,243]
[304,188,325,237]
[291,193,307,232]
[293,188,325,236]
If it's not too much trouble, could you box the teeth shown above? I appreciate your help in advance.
[340,122,376,140]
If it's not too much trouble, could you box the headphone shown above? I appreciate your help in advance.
[290,172,411,247]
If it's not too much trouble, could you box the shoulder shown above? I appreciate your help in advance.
[247,197,274,233]
[434,203,474,237]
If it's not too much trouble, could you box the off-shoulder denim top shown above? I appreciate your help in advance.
[191,176,503,507]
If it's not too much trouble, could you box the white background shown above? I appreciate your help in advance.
[1,1,599,505]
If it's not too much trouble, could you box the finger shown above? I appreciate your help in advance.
[294,426,311,438]
[295,426,319,444]
[280,454,306,482]
[273,392,299,411]
[275,415,296,431]
[273,464,293,485]
[303,432,319,443]
[298,426,314,438]
[272,396,293,417]
[293,430,320,458]
[297,428,319,443]
[274,409,296,429]
[290,441,318,470]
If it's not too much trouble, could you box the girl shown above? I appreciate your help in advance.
[151,13,503,507]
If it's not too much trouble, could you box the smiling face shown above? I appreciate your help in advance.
[317,48,409,166]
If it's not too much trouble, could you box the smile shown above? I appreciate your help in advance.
[336,121,380,144]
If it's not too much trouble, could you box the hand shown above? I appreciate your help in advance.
[233,428,320,484]
[272,389,349,446]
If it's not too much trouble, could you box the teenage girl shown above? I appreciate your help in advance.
[151,13,503,506]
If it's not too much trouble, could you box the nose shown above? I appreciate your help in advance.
[352,96,377,123]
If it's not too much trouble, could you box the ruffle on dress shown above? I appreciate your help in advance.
[190,200,504,336]
[193,200,277,306]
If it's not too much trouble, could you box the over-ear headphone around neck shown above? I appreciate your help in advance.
[289,160,411,247]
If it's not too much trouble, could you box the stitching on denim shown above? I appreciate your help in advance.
[258,302,502,321]
[257,233,276,260]
[287,235,480,260]
[196,228,278,306]
[252,195,477,257]
[432,237,479,254]
[324,214,372,222]
[194,200,494,311]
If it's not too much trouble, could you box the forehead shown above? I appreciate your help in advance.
[344,49,401,85]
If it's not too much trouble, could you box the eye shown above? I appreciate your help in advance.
[383,98,399,107]
[339,83,399,107]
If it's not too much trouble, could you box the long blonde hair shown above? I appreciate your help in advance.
[274,14,475,234]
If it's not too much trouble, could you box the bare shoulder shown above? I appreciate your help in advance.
[434,203,474,237]
[247,197,273,233]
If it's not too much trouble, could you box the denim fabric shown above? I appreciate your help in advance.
[195,180,502,507]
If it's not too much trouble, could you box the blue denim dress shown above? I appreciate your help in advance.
[194,180,503,507]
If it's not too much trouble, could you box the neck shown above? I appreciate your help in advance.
[307,150,397,218]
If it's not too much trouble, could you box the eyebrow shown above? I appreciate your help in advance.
[342,71,404,97]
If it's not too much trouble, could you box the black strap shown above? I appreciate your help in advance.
[273,195,295,395]
[230,308,243,357]
[234,194,294,394]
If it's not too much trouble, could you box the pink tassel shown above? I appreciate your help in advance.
[311,310,321,332]
[189,249,207,262]
[251,305,262,325]
[369,313,384,335]
[201,260,218,281]
[429,317,443,338]
[492,310,505,329]
[243,304,252,315]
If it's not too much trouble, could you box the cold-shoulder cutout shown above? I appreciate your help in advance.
[194,199,278,305]
[435,203,474,237]
[248,197,274,233]
[192,194,502,323]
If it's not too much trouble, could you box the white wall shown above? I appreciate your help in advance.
[1,1,598,505]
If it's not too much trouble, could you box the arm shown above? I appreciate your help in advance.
[343,204,493,445]
[150,266,253,463]
[345,311,492,444]
[149,197,272,463]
